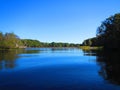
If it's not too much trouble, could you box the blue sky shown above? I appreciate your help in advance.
[0,0,120,43]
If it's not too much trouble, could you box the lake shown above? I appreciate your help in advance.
[0,48,120,90]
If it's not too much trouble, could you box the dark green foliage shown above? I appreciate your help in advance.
[21,40,81,48]
[97,13,120,49]
[47,42,80,47]
[82,37,99,46]
[82,13,120,50]
[21,39,41,47]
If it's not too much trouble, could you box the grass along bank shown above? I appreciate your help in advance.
[80,46,103,50]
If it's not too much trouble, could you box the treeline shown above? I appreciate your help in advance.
[82,13,120,50]
[0,32,81,49]
[0,32,22,49]
[21,39,81,47]
[82,37,99,46]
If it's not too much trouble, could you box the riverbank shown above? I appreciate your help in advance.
[79,46,103,50]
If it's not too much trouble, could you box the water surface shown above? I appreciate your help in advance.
[0,48,120,90]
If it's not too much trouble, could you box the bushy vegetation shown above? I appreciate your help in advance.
[21,39,81,48]
[82,13,120,50]
[0,32,81,49]
[0,32,23,49]
[97,13,120,49]
[82,37,98,46]
[21,39,42,47]
[80,46,102,50]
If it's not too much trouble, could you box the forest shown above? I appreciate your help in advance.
[21,39,80,48]
[0,32,80,49]
[82,13,120,50]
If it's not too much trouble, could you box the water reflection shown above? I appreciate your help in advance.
[0,48,120,90]
[83,49,120,85]
[0,50,19,70]
[0,48,80,70]
[1,48,120,86]
[0,49,40,70]
[97,51,120,85]
[82,49,98,56]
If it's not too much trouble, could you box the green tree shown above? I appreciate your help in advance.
[0,32,22,49]
[97,13,120,49]
[3,33,20,48]
[0,32,4,48]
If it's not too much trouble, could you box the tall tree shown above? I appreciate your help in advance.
[97,13,120,49]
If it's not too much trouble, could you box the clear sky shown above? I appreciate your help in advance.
[0,0,120,43]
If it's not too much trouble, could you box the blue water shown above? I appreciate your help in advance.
[0,48,120,90]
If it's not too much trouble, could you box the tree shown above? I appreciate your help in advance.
[97,13,120,49]
[0,32,4,48]
[0,32,22,49]
[3,33,20,48]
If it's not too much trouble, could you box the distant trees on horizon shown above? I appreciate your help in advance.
[21,39,81,48]
[1,13,120,50]
[0,32,81,49]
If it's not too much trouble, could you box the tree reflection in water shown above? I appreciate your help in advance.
[97,51,120,85]
[83,49,120,85]
[0,50,19,70]
[0,49,40,70]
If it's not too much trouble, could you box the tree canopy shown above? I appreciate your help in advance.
[21,39,80,48]
[0,31,81,49]
[97,13,120,49]
[82,13,120,50]
[0,32,22,49]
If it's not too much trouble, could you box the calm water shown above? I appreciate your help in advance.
[0,48,120,90]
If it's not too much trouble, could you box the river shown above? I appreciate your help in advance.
[0,48,120,90]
